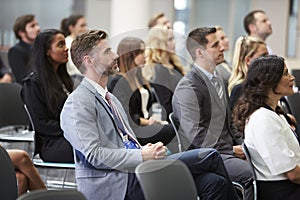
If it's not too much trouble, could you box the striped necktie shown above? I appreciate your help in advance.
[105,92,141,149]
[212,76,223,100]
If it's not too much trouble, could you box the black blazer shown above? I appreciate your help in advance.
[21,72,73,161]
[8,41,33,84]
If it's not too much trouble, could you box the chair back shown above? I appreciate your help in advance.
[0,83,29,128]
[17,189,86,200]
[0,146,18,200]
[135,159,198,200]
[168,113,182,153]
[242,143,257,200]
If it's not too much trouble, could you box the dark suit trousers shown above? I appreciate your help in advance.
[168,148,239,200]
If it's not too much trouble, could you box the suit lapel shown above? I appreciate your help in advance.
[81,79,122,139]
[191,67,226,112]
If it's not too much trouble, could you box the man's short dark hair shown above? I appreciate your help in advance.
[13,14,35,40]
[186,27,216,60]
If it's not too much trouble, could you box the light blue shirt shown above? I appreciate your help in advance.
[194,64,219,85]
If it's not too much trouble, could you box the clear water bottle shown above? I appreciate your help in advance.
[151,103,162,121]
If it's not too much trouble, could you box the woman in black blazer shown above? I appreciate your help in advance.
[21,29,74,163]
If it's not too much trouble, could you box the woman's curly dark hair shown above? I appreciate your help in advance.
[233,55,285,133]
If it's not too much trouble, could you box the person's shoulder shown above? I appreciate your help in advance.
[231,83,243,94]
[8,41,29,55]
[251,107,275,119]
[107,74,123,92]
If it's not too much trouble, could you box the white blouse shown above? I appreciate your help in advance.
[245,107,300,181]
[139,87,149,119]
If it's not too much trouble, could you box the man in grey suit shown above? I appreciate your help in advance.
[60,30,239,200]
[172,27,254,200]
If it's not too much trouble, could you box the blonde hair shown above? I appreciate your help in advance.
[228,36,266,94]
[143,26,184,81]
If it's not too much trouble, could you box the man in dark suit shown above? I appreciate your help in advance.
[8,14,40,84]
[172,27,253,200]
[60,29,239,200]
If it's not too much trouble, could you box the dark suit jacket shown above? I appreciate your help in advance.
[8,41,33,84]
[150,64,183,120]
[172,66,243,154]
[229,83,244,111]
[108,74,153,126]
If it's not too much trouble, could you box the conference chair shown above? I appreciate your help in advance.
[0,145,18,200]
[169,113,245,199]
[17,189,86,200]
[135,159,199,200]
[242,143,258,200]
[0,83,33,153]
[23,104,76,189]
[0,83,30,128]
[168,112,182,153]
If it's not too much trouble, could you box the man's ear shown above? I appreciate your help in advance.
[248,24,256,34]
[195,48,205,58]
[18,30,26,39]
[83,55,93,67]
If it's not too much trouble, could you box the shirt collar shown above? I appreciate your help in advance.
[85,77,107,98]
[194,63,217,81]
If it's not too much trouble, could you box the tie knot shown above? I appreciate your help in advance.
[105,92,112,105]
[211,76,219,85]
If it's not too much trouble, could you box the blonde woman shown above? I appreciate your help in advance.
[228,36,268,109]
[142,26,185,119]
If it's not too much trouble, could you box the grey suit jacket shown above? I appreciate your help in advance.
[61,78,142,200]
[172,66,243,155]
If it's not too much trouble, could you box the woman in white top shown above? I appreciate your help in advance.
[233,55,300,199]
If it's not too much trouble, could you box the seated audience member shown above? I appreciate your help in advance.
[21,29,74,163]
[172,27,254,200]
[142,26,185,120]
[228,36,268,109]
[148,12,172,29]
[108,37,175,146]
[60,29,239,200]
[0,56,13,83]
[60,14,87,77]
[5,148,46,196]
[233,55,300,200]
[215,26,232,89]
[8,14,40,84]
[228,36,297,131]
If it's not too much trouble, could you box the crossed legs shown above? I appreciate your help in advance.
[7,149,46,196]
